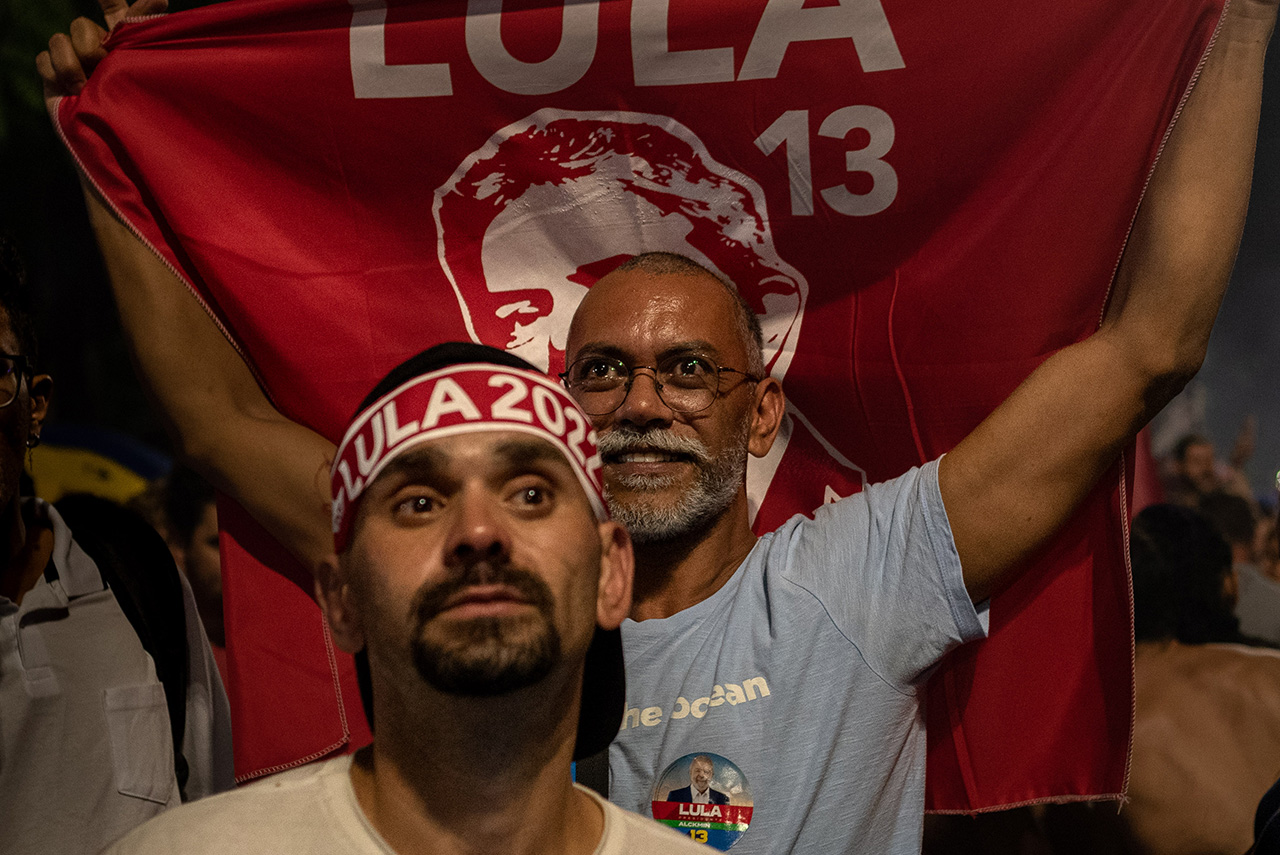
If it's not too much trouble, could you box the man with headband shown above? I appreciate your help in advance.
[105,343,706,855]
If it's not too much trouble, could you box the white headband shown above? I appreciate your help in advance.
[330,363,606,550]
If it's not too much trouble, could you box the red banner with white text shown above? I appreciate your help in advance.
[54,0,1224,809]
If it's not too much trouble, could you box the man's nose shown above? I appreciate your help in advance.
[613,368,674,428]
[442,488,511,570]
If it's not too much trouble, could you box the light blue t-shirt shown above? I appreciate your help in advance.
[609,460,987,854]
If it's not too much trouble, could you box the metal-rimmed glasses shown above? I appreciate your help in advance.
[0,354,31,409]
[559,354,760,416]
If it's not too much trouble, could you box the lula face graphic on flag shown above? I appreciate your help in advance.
[430,108,859,524]
[433,110,806,379]
[53,0,1226,811]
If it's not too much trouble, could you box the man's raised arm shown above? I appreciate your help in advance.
[941,0,1277,603]
[84,192,337,573]
[40,0,339,576]
[40,0,339,575]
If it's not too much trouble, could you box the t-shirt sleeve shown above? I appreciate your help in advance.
[779,457,987,689]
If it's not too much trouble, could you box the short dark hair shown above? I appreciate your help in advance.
[354,341,536,416]
[1131,503,1238,643]
[615,252,765,376]
[1197,490,1257,548]
[0,237,39,365]
[1173,433,1212,462]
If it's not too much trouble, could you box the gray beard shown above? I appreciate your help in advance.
[599,425,748,544]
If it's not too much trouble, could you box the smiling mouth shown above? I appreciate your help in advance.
[605,450,693,465]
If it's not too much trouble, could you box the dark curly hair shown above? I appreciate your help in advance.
[1131,503,1238,644]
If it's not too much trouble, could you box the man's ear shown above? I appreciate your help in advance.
[315,554,364,654]
[595,521,633,630]
[747,376,785,459]
[27,374,52,443]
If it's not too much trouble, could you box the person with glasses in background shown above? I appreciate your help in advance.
[0,238,232,854]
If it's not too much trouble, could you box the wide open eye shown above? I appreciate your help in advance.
[517,486,546,505]
[395,495,439,518]
[506,479,556,515]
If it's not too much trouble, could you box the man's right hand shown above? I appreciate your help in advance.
[36,0,169,99]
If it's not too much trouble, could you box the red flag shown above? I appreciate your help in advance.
[53,0,1224,809]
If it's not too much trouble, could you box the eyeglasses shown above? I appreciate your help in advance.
[559,354,760,416]
[0,354,30,409]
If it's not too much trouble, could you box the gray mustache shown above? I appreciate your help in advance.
[597,427,711,464]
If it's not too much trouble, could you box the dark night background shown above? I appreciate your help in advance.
[1,0,1277,496]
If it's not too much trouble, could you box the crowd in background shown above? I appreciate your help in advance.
[924,427,1280,854]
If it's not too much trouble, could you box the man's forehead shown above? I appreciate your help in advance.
[570,270,742,353]
[591,266,727,299]
[372,432,578,485]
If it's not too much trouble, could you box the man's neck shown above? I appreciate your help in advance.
[352,680,604,855]
[629,491,758,621]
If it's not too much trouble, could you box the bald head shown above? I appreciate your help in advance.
[591,253,765,376]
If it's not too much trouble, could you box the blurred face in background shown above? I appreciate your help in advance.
[183,502,223,611]
[0,308,48,521]
[1179,441,1218,493]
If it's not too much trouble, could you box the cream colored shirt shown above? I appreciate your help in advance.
[107,755,710,854]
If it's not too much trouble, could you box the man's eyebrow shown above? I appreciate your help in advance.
[656,340,723,361]
[491,438,573,474]
[375,446,450,488]
[368,440,574,492]
[569,342,628,361]
[572,340,724,363]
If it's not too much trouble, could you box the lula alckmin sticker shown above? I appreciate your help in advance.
[650,753,753,850]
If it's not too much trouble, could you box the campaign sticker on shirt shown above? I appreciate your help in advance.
[651,753,753,850]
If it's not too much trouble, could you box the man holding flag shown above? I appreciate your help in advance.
[38,0,1277,849]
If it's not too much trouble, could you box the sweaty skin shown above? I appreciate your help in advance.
[1127,641,1280,855]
